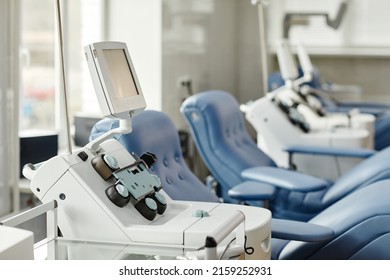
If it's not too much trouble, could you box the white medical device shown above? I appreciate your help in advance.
[23,41,271,260]
[276,39,375,139]
[85,41,146,120]
[244,94,370,179]
[242,40,374,179]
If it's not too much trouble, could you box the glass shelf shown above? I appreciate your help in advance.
[35,237,199,260]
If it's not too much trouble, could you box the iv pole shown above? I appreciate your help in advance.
[251,0,269,95]
[55,0,73,154]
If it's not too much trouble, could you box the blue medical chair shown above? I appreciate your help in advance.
[180,90,390,221]
[90,110,390,259]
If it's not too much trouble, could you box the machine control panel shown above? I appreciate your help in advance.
[23,138,271,259]
[92,152,167,221]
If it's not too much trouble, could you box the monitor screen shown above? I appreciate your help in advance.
[101,49,138,99]
[85,41,146,119]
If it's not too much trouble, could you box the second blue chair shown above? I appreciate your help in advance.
[180,90,390,221]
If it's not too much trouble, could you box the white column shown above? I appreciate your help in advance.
[106,0,162,111]
[0,0,20,216]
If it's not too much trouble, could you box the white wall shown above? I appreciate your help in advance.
[235,0,264,103]
[268,0,390,55]
[267,0,390,103]
[161,0,270,127]
[161,0,238,128]
[107,0,162,111]
[106,0,267,127]
[0,0,20,216]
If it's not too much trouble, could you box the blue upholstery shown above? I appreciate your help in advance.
[179,89,276,205]
[273,180,390,259]
[90,110,390,259]
[283,145,375,158]
[180,90,390,221]
[374,110,390,150]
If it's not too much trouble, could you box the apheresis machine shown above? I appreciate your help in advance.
[22,42,271,260]
[243,39,375,179]
[278,40,375,138]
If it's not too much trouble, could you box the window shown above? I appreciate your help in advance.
[19,0,56,131]
[19,0,104,147]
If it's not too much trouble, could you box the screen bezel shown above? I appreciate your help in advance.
[88,41,146,119]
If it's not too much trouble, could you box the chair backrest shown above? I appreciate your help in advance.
[180,90,276,202]
[90,110,220,203]
[374,112,390,150]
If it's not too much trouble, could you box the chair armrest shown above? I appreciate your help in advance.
[228,181,276,201]
[272,218,335,242]
[283,145,375,158]
[241,166,327,192]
